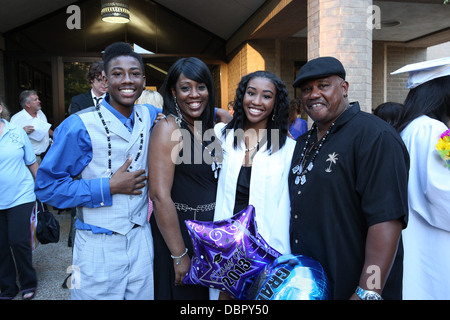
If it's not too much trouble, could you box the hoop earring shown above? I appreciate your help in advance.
[272,109,277,121]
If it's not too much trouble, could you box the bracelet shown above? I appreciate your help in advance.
[355,286,383,300]
[171,248,188,265]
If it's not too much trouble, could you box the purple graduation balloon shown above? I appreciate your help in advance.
[183,205,281,299]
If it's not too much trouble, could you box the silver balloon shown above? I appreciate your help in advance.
[247,254,330,300]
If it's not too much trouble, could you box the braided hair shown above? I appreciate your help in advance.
[224,71,290,154]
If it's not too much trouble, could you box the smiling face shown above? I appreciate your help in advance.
[171,73,209,123]
[105,55,146,115]
[243,77,276,130]
[299,75,349,131]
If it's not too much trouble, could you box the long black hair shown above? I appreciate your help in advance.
[159,57,215,132]
[373,102,404,128]
[395,75,450,133]
[224,70,290,153]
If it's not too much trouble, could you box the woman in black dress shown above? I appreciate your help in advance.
[148,57,222,299]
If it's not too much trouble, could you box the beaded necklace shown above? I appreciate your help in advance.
[291,122,334,185]
[96,105,144,177]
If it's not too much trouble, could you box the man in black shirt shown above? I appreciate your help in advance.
[289,57,409,300]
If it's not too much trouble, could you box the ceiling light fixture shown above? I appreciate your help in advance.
[101,0,130,24]
[381,20,401,28]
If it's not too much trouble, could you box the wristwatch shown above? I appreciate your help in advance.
[355,286,383,300]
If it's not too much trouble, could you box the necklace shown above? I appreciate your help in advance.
[96,105,144,177]
[291,122,334,185]
[245,140,260,152]
[244,132,266,152]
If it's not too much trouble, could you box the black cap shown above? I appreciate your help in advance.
[293,56,346,88]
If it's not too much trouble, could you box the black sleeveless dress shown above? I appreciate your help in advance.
[151,126,217,300]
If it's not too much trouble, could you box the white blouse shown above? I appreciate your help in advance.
[213,122,296,255]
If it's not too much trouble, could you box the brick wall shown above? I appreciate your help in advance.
[307,0,373,112]
[387,46,427,106]
[225,0,433,114]
[372,42,427,111]
[226,39,307,104]
[372,42,385,111]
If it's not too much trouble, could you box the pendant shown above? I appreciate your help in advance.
[301,175,306,185]
[307,162,313,171]
[292,165,300,175]
[295,174,307,185]
[211,160,221,179]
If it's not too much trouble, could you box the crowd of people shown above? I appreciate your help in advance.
[1,41,449,300]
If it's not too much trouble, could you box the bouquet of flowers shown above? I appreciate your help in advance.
[436,129,450,170]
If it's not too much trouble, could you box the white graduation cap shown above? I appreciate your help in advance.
[391,56,450,89]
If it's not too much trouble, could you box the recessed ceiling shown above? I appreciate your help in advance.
[1,0,449,48]
[372,1,450,42]
[0,0,74,33]
[152,0,266,40]
[0,0,266,40]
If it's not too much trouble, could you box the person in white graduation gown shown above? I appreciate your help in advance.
[392,57,450,300]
